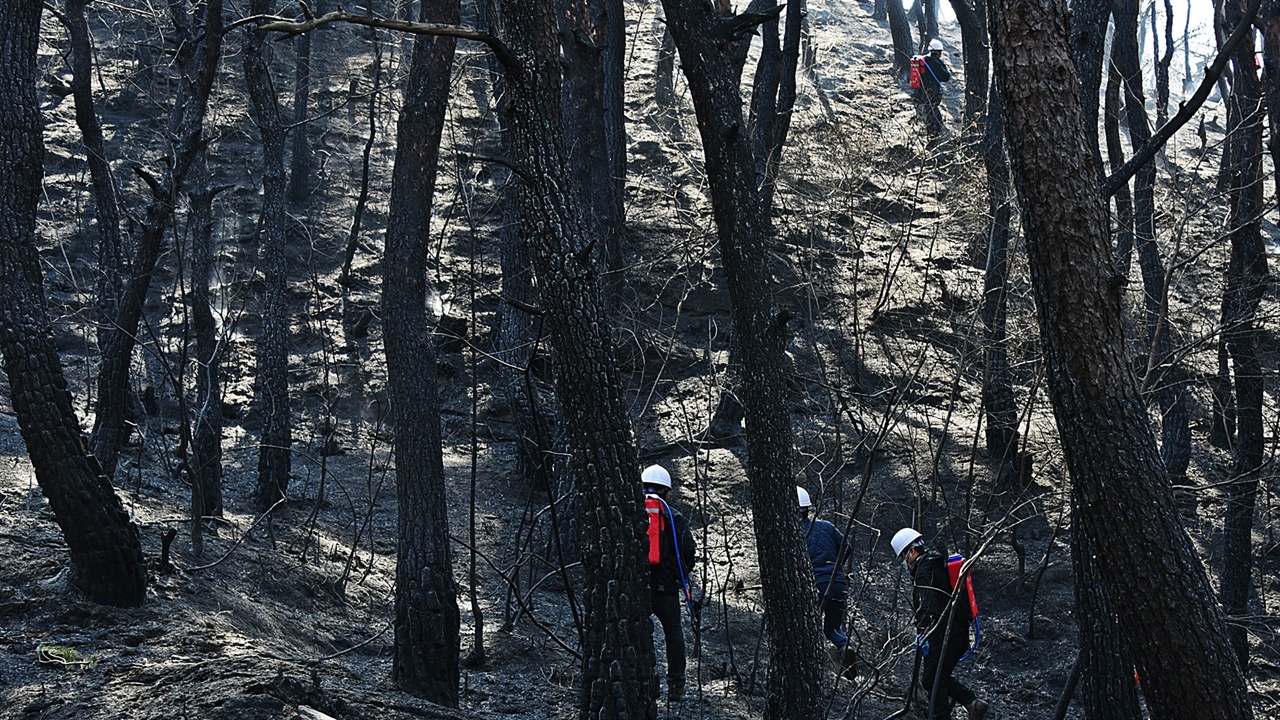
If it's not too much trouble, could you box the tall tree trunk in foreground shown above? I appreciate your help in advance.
[987,0,1254,716]
[382,0,462,703]
[661,2,827,719]
[1071,513,1143,720]
[245,0,292,512]
[0,0,147,608]
[949,0,989,129]
[497,1,657,717]
[1218,0,1269,669]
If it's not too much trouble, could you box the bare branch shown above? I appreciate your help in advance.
[257,10,520,70]
[1100,0,1261,198]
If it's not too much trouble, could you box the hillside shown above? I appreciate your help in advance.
[1,1,1278,719]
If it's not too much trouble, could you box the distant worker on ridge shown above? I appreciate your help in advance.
[798,486,857,679]
[643,464,697,703]
[892,528,988,720]
[916,38,952,140]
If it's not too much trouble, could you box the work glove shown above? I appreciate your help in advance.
[916,635,930,657]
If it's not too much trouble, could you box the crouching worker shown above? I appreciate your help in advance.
[891,528,987,720]
[798,486,857,679]
[644,464,696,703]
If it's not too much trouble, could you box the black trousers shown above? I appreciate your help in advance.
[652,593,686,683]
[920,631,975,719]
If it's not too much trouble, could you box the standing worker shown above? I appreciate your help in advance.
[644,465,697,703]
[891,528,988,720]
[798,486,857,679]
[917,38,952,139]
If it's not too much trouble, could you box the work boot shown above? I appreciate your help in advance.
[668,678,685,703]
[964,699,989,720]
[840,648,858,681]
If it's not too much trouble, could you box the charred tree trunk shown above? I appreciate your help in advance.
[245,0,292,512]
[749,0,802,211]
[1113,0,1191,482]
[187,182,224,526]
[1069,0,1110,161]
[1105,64,1137,276]
[1155,0,1174,124]
[887,0,915,79]
[0,0,147,608]
[660,2,828,718]
[949,0,989,129]
[979,80,1018,461]
[89,0,224,480]
[1218,0,1269,669]
[383,0,462,703]
[987,0,1255,716]
[557,0,626,308]
[497,1,657,717]
[287,2,317,204]
[64,0,125,351]
[1260,0,1280,210]
[1071,513,1143,720]
[480,0,556,493]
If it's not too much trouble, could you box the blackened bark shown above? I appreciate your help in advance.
[979,80,1018,461]
[949,0,988,129]
[497,2,657,717]
[89,0,224,480]
[557,0,626,307]
[1069,0,1110,162]
[1261,1,1280,210]
[384,0,462,703]
[1113,0,1191,482]
[1071,514,1143,720]
[749,0,802,210]
[660,2,827,718]
[1155,0,1174,124]
[987,0,1254,716]
[287,2,317,204]
[0,0,146,608]
[187,182,224,525]
[1218,0,1269,668]
[245,0,292,512]
[887,0,915,79]
[655,20,677,108]
[64,0,125,351]
[1105,63,1137,276]
[480,0,555,493]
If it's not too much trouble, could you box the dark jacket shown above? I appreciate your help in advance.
[804,518,851,595]
[920,54,951,92]
[649,497,696,596]
[910,548,970,643]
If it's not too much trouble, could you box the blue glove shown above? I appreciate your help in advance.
[916,635,930,657]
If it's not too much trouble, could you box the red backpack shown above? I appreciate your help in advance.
[947,554,983,660]
[646,495,665,565]
[909,57,925,89]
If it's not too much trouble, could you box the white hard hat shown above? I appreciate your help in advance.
[891,528,924,558]
[928,38,944,51]
[796,486,812,508]
[641,464,672,489]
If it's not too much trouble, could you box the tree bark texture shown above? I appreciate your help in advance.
[1105,63,1137,277]
[1070,507,1143,720]
[660,3,828,719]
[287,4,316,204]
[749,0,802,211]
[382,0,462,704]
[978,80,1018,461]
[1218,0,1269,669]
[496,2,657,718]
[1155,0,1174,124]
[0,0,147,608]
[1261,0,1280,211]
[89,0,224,480]
[245,0,293,512]
[887,0,914,79]
[556,0,626,308]
[1069,0,1110,164]
[987,0,1254,716]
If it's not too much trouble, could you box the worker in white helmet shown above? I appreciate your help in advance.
[643,464,696,703]
[891,528,988,720]
[798,486,857,679]
[916,38,952,139]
